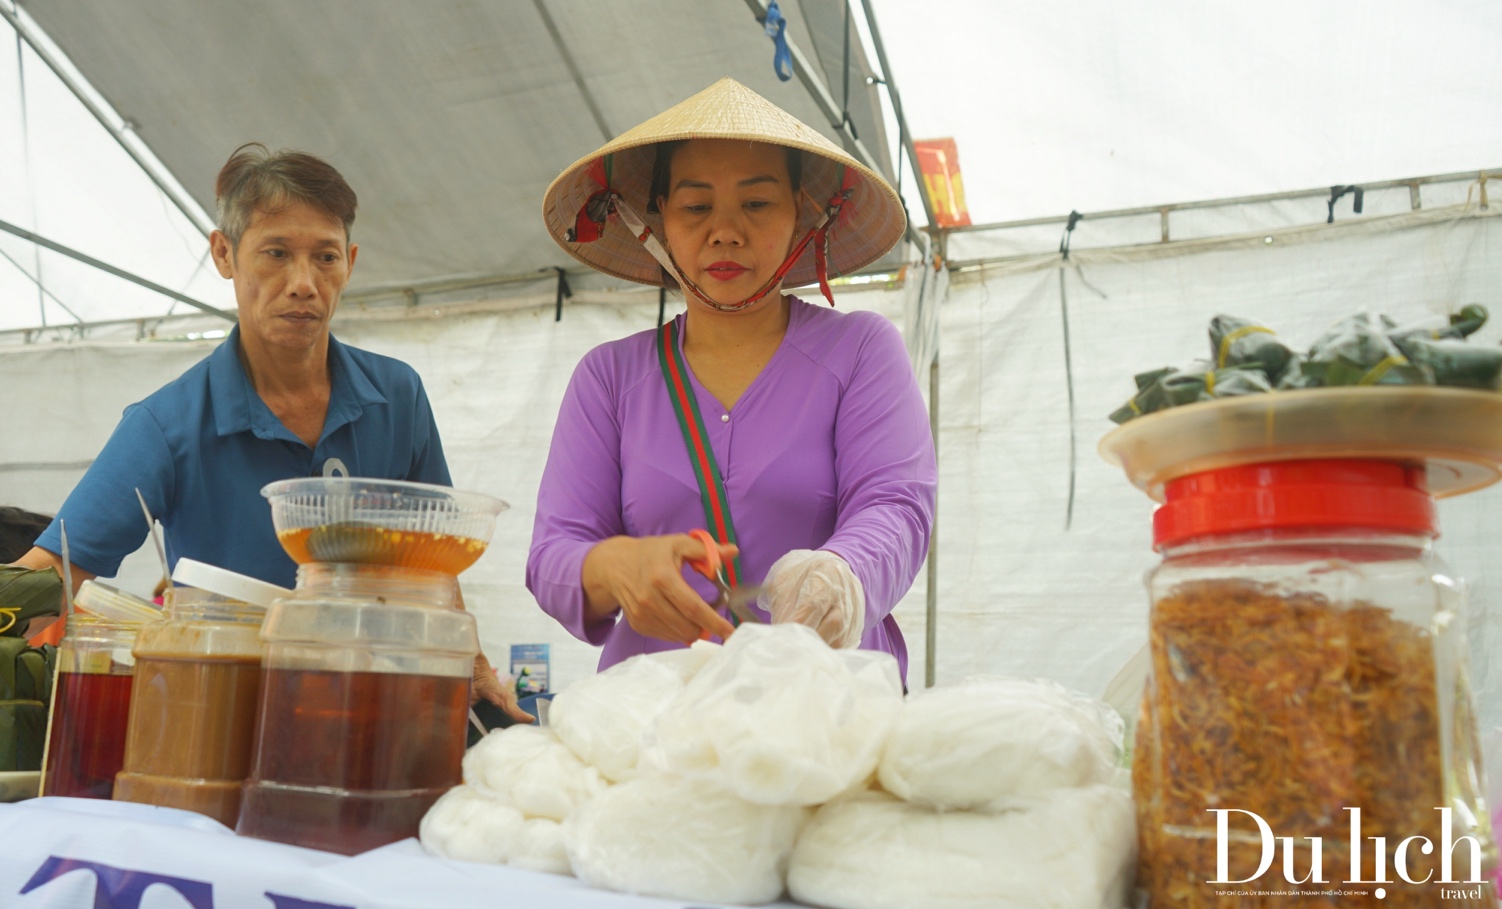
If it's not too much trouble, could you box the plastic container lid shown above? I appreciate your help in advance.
[1099,386,1502,502]
[172,558,289,609]
[1154,459,1436,548]
[73,581,162,624]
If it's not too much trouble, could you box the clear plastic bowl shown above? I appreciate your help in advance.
[1099,386,1502,502]
[261,477,508,574]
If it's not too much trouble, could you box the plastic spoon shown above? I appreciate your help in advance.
[135,488,171,594]
[58,520,75,619]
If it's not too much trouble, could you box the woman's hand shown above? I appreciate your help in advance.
[760,550,866,648]
[582,535,738,645]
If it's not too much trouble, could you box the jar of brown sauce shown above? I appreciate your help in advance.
[113,584,266,826]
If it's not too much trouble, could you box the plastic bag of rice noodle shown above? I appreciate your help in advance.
[550,647,704,782]
[878,676,1123,812]
[787,784,1136,909]
[563,774,808,905]
[419,784,525,864]
[510,817,571,875]
[646,639,722,682]
[642,623,903,806]
[462,724,606,821]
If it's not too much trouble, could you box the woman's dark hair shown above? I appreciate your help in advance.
[647,140,803,214]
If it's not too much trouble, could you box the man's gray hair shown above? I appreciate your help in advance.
[215,143,358,247]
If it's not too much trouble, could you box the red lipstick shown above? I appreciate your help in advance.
[705,261,749,282]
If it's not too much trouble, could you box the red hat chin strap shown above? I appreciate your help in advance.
[572,166,857,312]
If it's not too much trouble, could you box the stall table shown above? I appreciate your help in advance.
[0,798,807,909]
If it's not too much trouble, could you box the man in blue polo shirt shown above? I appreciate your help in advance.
[14,144,523,718]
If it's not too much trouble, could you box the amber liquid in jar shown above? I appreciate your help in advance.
[43,671,134,799]
[237,668,469,855]
[276,525,486,574]
[113,655,262,826]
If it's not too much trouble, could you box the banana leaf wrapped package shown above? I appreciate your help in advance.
[0,567,62,638]
[1110,362,1273,424]
[1384,305,1502,389]
[0,567,59,771]
[1108,306,1495,423]
[1386,303,1490,344]
[1209,315,1297,384]
[1293,312,1433,388]
[1389,335,1502,390]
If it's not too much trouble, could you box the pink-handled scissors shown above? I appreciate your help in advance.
[686,528,763,628]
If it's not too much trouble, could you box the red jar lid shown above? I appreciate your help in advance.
[1153,459,1436,549]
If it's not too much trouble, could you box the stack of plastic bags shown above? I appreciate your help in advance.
[420,625,1137,908]
[566,624,902,904]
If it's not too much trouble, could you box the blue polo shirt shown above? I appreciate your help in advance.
[35,326,451,588]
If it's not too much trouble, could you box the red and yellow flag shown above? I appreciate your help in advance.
[914,138,972,228]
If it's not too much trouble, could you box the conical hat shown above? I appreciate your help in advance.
[542,78,906,289]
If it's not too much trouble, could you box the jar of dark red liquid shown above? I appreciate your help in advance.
[1133,460,1495,908]
[236,565,476,854]
[40,582,160,798]
[113,577,267,826]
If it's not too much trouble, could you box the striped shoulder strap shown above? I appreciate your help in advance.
[656,321,746,589]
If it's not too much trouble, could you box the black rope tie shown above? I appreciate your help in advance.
[656,285,667,328]
[1058,211,1083,530]
[1327,185,1364,223]
[1059,209,1083,259]
[553,267,573,322]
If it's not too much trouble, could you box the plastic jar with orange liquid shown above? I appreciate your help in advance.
[236,565,476,855]
[40,582,159,798]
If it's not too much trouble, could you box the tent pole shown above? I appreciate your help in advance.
[951,166,1502,235]
[0,4,214,238]
[741,0,923,252]
[856,0,938,231]
[530,0,612,142]
[925,350,939,688]
[0,217,232,321]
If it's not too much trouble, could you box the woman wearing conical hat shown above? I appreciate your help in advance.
[528,79,936,682]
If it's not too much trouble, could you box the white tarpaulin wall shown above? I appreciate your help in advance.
[3,198,1501,722]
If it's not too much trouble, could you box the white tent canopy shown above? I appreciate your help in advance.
[0,0,900,333]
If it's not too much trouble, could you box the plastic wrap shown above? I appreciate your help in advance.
[418,784,524,864]
[461,724,606,821]
[510,817,572,875]
[563,774,808,905]
[877,677,1123,812]
[550,650,687,782]
[759,550,866,648]
[787,785,1136,909]
[643,623,903,806]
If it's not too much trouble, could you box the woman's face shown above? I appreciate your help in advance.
[658,139,798,309]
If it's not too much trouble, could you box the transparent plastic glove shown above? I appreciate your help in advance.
[759,550,866,649]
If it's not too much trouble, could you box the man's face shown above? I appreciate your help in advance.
[210,201,358,355]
